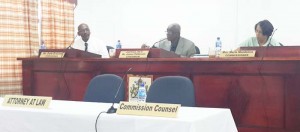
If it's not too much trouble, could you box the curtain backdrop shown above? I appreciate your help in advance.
[0,0,75,96]
[0,0,38,96]
[41,0,75,49]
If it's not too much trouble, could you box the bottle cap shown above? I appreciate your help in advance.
[140,83,144,87]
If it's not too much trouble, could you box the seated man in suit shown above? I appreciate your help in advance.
[154,23,196,57]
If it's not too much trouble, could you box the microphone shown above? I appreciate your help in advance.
[257,28,277,129]
[66,34,78,49]
[279,43,284,46]
[57,34,78,100]
[258,28,278,74]
[267,29,277,47]
[151,38,167,48]
[107,67,132,114]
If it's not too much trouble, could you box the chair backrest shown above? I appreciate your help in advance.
[106,46,114,52]
[146,76,195,107]
[195,46,200,54]
[83,74,125,103]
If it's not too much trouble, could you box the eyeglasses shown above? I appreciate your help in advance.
[165,30,179,35]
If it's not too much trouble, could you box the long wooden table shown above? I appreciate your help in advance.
[18,47,300,132]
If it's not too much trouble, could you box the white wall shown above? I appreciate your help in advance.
[236,0,300,47]
[75,0,300,54]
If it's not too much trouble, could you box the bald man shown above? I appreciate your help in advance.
[72,23,109,58]
[155,23,196,57]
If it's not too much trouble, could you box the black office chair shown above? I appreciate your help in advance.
[146,76,196,107]
[106,46,114,52]
[195,46,200,54]
[83,74,125,103]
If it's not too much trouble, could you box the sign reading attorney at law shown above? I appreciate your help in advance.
[2,95,52,109]
[119,50,149,58]
[219,50,256,57]
[40,52,65,58]
[116,101,180,118]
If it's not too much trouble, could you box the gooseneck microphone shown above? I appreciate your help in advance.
[258,28,278,74]
[66,34,78,49]
[57,34,78,100]
[279,43,284,46]
[151,38,167,48]
[257,29,277,131]
[266,29,277,47]
[107,67,133,114]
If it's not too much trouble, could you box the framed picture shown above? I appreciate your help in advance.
[126,74,153,102]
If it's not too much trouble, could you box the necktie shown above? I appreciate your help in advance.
[84,42,88,51]
[170,44,176,52]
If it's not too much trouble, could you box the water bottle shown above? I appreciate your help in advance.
[215,37,222,57]
[137,83,147,103]
[116,40,122,49]
[40,40,47,49]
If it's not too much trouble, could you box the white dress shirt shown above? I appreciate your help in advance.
[72,36,109,58]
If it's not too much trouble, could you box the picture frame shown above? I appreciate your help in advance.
[126,74,153,102]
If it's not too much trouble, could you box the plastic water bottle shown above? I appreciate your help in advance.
[137,83,147,103]
[40,40,47,49]
[215,37,222,57]
[116,40,122,49]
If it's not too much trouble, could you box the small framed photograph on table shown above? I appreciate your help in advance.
[126,74,153,102]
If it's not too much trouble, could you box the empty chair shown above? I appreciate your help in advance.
[84,74,125,103]
[146,76,195,107]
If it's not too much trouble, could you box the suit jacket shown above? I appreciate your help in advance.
[158,37,196,57]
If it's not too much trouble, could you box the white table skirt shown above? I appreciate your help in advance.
[0,98,237,132]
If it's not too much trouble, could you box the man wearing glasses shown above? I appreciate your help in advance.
[154,23,196,57]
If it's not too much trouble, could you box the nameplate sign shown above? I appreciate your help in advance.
[119,50,149,58]
[2,95,52,109]
[40,52,65,58]
[219,50,256,57]
[116,101,180,118]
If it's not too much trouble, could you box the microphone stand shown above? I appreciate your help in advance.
[66,34,78,49]
[266,29,277,47]
[256,29,277,132]
[107,68,132,114]
[151,38,167,48]
[258,29,277,74]
[56,34,79,100]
